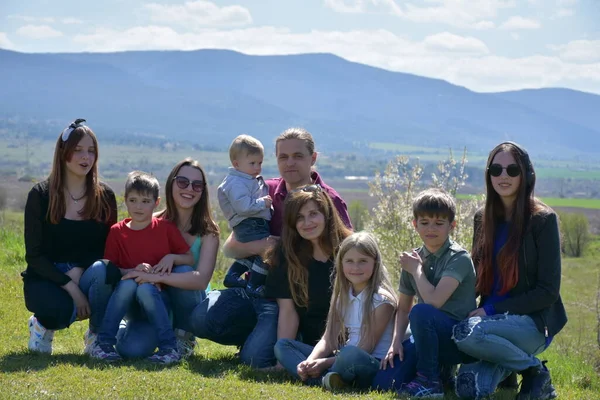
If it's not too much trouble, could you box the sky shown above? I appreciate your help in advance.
[1,0,599,94]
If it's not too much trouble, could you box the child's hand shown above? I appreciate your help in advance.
[468,308,486,318]
[381,341,404,370]
[153,255,175,275]
[297,360,311,380]
[262,195,273,208]
[135,263,153,273]
[65,266,84,285]
[399,250,422,274]
[304,358,328,378]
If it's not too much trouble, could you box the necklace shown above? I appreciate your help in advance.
[66,187,86,203]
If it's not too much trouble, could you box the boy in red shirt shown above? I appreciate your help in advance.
[90,171,193,364]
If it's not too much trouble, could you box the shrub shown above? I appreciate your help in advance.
[367,148,483,278]
[559,211,591,257]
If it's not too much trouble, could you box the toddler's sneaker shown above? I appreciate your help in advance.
[322,372,347,391]
[89,342,122,362]
[398,373,444,398]
[148,348,181,365]
[28,315,54,354]
[175,329,196,359]
[83,329,98,355]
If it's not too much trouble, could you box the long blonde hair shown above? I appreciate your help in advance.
[267,187,352,308]
[324,231,398,352]
[47,125,112,224]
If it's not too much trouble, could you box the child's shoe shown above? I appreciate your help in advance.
[89,342,122,362]
[28,315,54,354]
[148,348,181,365]
[398,373,444,398]
[83,329,98,355]
[322,372,347,391]
[175,329,196,359]
[245,283,265,298]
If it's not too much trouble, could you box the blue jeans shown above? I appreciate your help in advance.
[233,218,270,243]
[274,340,380,388]
[371,338,418,391]
[453,314,546,399]
[98,279,175,351]
[410,303,470,380]
[189,287,278,368]
[165,265,205,333]
[79,260,114,333]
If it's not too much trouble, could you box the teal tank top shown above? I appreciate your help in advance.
[190,236,211,292]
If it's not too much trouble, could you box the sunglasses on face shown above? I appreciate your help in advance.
[488,163,521,178]
[290,184,322,194]
[174,176,204,192]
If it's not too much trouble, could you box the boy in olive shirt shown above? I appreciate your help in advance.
[393,188,476,398]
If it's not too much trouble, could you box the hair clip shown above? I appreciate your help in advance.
[61,118,87,142]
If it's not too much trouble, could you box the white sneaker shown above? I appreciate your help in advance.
[175,329,196,359]
[28,315,54,354]
[322,372,347,391]
[83,329,98,355]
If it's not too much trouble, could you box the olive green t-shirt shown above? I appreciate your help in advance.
[399,238,476,320]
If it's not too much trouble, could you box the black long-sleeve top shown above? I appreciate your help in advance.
[22,180,117,286]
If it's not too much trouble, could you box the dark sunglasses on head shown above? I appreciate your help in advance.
[290,184,322,194]
[174,176,204,192]
[488,163,521,177]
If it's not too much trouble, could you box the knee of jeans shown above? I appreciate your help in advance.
[136,283,159,302]
[336,345,364,364]
[455,370,479,399]
[273,338,293,360]
[408,303,436,324]
[86,260,108,278]
[452,317,485,349]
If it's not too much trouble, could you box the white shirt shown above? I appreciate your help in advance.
[344,288,394,359]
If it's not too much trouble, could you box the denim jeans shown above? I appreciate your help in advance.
[453,313,546,399]
[371,338,418,391]
[189,287,278,368]
[233,217,270,243]
[98,279,176,351]
[274,339,320,383]
[409,303,470,380]
[165,265,205,333]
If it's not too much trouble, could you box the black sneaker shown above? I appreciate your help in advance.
[516,361,558,400]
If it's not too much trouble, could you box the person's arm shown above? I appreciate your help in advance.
[357,302,395,354]
[276,298,300,340]
[492,212,562,315]
[222,231,276,259]
[382,293,413,369]
[331,194,353,230]
[24,186,71,286]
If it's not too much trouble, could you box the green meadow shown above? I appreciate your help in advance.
[0,211,599,399]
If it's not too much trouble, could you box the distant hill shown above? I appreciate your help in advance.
[0,48,598,157]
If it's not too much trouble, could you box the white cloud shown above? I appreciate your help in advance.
[549,40,600,63]
[423,32,489,54]
[499,16,541,30]
[323,0,515,28]
[8,15,55,23]
[144,1,252,28]
[62,18,84,25]
[16,25,64,39]
[0,32,15,49]
[72,25,600,93]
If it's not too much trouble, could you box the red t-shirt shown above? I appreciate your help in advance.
[104,217,190,269]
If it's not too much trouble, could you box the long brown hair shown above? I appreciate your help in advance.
[267,188,352,308]
[156,158,219,237]
[474,142,548,295]
[325,232,397,352]
[47,125,111,224]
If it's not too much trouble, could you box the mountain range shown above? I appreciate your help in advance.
[1,48,598,158]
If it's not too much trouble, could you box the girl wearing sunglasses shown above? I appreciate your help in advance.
[120,158,220,359]
[452,142,566,400]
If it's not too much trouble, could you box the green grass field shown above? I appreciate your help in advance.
[0,211,599,399]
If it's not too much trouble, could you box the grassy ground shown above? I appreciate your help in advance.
[1,212,599,399]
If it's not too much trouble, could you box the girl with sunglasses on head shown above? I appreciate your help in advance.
[120,158,219,359]
[266,186,352,374]
[23,119,117,354]
[452,142,567,400]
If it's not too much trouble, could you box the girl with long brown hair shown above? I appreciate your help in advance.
[452,142,567,400]
[23,119,117,354]
[266,185,352,377]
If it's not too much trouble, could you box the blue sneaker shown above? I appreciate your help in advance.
[90,342,122,362]
[516,361,557,400]
[399,373,444,398]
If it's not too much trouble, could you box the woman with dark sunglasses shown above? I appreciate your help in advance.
[119,158,220,359]
[452,142,566,400]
